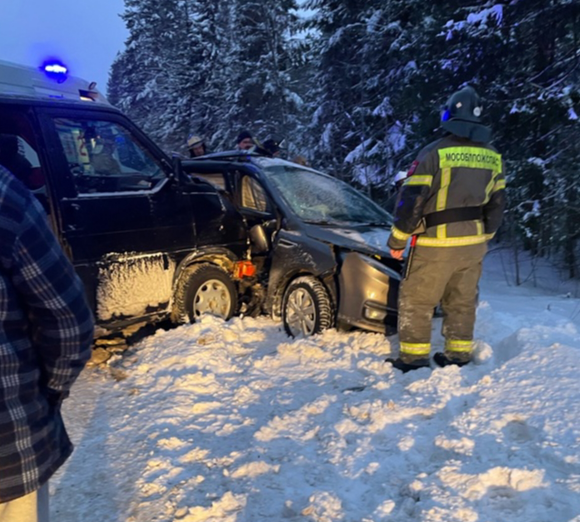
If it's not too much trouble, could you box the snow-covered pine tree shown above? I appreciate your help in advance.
[302,0,368,181]
[108,0,206,153]
[303,0,440,194]
[427,0,580,276]
[110,0,303,155]
[346,0,436,198]
[216,0,303,152]
[181,0,238,151]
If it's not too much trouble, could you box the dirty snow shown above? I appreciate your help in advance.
[52,248,580,521]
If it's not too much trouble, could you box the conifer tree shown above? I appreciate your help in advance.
[219,0,302,150]
[107,0,580,276]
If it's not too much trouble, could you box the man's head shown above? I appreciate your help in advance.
[187,134,206,157]
[236,130,254,150]
[441,86,491,143]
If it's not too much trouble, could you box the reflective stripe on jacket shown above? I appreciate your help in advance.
[388,135,506,249]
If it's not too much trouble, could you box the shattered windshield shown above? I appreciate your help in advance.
[261,163,392,226]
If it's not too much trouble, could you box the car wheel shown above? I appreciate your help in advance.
[172,263,237,323]
[282,276,333,337]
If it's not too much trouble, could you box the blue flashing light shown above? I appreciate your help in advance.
[44,63,68,74]
[441,109,451,122]
[42,60,69,83]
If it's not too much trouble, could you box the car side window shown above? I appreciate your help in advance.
[53,118,167,194]
[241,176,269,212]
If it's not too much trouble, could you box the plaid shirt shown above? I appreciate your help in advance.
[0,166,94,503]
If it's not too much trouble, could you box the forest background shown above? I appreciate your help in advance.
[107,0,580,283]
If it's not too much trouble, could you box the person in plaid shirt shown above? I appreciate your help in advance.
[0,164,94,521]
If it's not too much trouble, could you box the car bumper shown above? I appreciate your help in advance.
[337,252,400,335]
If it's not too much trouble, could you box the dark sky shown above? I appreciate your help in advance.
[0,0,128,93]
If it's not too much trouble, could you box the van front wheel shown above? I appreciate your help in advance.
[172,264,237,323]
[282,276,333,338]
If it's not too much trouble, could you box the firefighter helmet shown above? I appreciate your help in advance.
[441,86,491,143]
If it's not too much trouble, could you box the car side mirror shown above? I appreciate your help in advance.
[249,224,270,254]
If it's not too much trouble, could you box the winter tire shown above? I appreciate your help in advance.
[282,276,333,337]
[172,263,237,323]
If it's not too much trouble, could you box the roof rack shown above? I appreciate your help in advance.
[0,59,109,105]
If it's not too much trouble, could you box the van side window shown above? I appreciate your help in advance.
[53,118,166,194]
[241,176,269,212]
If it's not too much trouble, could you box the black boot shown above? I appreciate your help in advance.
[433,352,470,368]
[385,357,430,373]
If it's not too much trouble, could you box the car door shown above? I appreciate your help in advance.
[36,107,195,326]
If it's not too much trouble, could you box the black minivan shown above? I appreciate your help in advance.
[183,153,403,337]
[0,60,253,337]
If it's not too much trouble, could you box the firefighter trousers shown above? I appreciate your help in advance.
[397,242,487,363]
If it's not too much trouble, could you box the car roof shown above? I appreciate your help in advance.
[197,150,265,161]
[192,150,322,173]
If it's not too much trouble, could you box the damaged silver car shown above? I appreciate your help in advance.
[185,154,403,337]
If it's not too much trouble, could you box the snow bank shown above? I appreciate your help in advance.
[51,250,580,521]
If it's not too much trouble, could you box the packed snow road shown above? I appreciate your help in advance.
[52,251,580,521]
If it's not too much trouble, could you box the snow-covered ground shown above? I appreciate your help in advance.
[51,248,580,522]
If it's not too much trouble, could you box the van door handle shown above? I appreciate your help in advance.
[63,203,81,232]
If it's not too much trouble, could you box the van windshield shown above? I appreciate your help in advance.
[262,164,392,226]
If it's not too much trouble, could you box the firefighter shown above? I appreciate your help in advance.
[386,86,506,372]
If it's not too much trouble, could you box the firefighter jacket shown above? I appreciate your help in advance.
[387,135,506,250]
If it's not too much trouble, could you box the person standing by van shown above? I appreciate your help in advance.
[0,163,94,521]
[386,86,506,372]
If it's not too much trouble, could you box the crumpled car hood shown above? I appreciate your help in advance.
[303,224,393,258]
